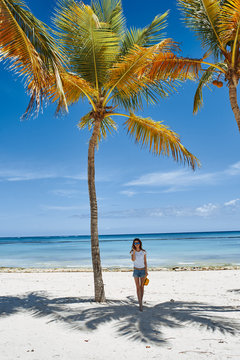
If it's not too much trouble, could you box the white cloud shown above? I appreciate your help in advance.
[124,161,240,192]
[120,190,136,197]
[0,168,86,182]
[51,189,80,198]
[226,161,240,175]
[64,174,87,181]
[148,210,163,217]
[70,197,240,220]
[224,198,240,207]
[125,169,216,188]
[0,169,57,182]
[195,203,218,217]
[42,205,86,211]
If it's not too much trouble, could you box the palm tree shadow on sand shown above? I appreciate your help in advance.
[0,292,240,345]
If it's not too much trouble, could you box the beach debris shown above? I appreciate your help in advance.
[146,346,151,348]
[170,299,175,303]
[27,350,34,352]
[84,340,89,342]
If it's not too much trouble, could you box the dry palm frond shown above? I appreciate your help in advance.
[146,52,202,81]
[219,0,240,65]
[219,0,240,42]
[124,112,200,170]
[0,0,67,118]
[48,71,97,112]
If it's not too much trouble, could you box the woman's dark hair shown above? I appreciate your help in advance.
[130,238,145,253]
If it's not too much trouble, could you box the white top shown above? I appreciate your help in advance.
[131,250,146,268]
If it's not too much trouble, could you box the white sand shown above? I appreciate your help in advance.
[0,270,240,360]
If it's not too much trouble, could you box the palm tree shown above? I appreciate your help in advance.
[51,0,200,302]
[175,0,240,132]
[1,0,200,302]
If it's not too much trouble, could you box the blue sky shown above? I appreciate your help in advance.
[1,0,240,237]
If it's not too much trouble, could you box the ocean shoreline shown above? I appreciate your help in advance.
[1,265,240,273]
[1,231,240,271]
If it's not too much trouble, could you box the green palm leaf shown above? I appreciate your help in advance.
[111,78,178,112]
[91,0,125,37]
[78,113,117,145]
[105,44,160,101]
[53,0,120,90]
[106,41,182,110]
[177,0,225,59]
[193,67,215,113]
[193,61,227,113]
[121,11,168,55]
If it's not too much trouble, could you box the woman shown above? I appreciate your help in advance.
[130,238,148,311]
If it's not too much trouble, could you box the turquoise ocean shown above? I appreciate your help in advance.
[0,231,240,269]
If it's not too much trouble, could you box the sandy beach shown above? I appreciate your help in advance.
[0,269,240,360]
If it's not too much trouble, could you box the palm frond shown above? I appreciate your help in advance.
[78,113,117,145]
[106,44,159,98]
[193,61,227,113]
[101,116,117,137]
[146,53,202,81]
[193,66,215,113]
[53,0,120,90]
[142,79,179,104]
[219,0,240,65]
[121,11,168,55]
[91,0,126,37]
[48,71,97,113]
[177,0,225,60]
[106,42,182,111]
[0,0,67,118]
[111,77,178,112]
[124,112,200,170]
[111,91,144,111]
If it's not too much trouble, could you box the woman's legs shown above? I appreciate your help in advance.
[134,277,142,307]
[140,276,145,304]
[134,277,146,310]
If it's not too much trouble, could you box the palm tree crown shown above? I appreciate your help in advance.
[177,0,240,131]
[50,0,199,167]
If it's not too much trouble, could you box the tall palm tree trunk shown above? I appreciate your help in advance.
[88,118,106,302]
[229,80,240,132]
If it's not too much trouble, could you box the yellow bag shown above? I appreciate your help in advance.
[143,277,149,286]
